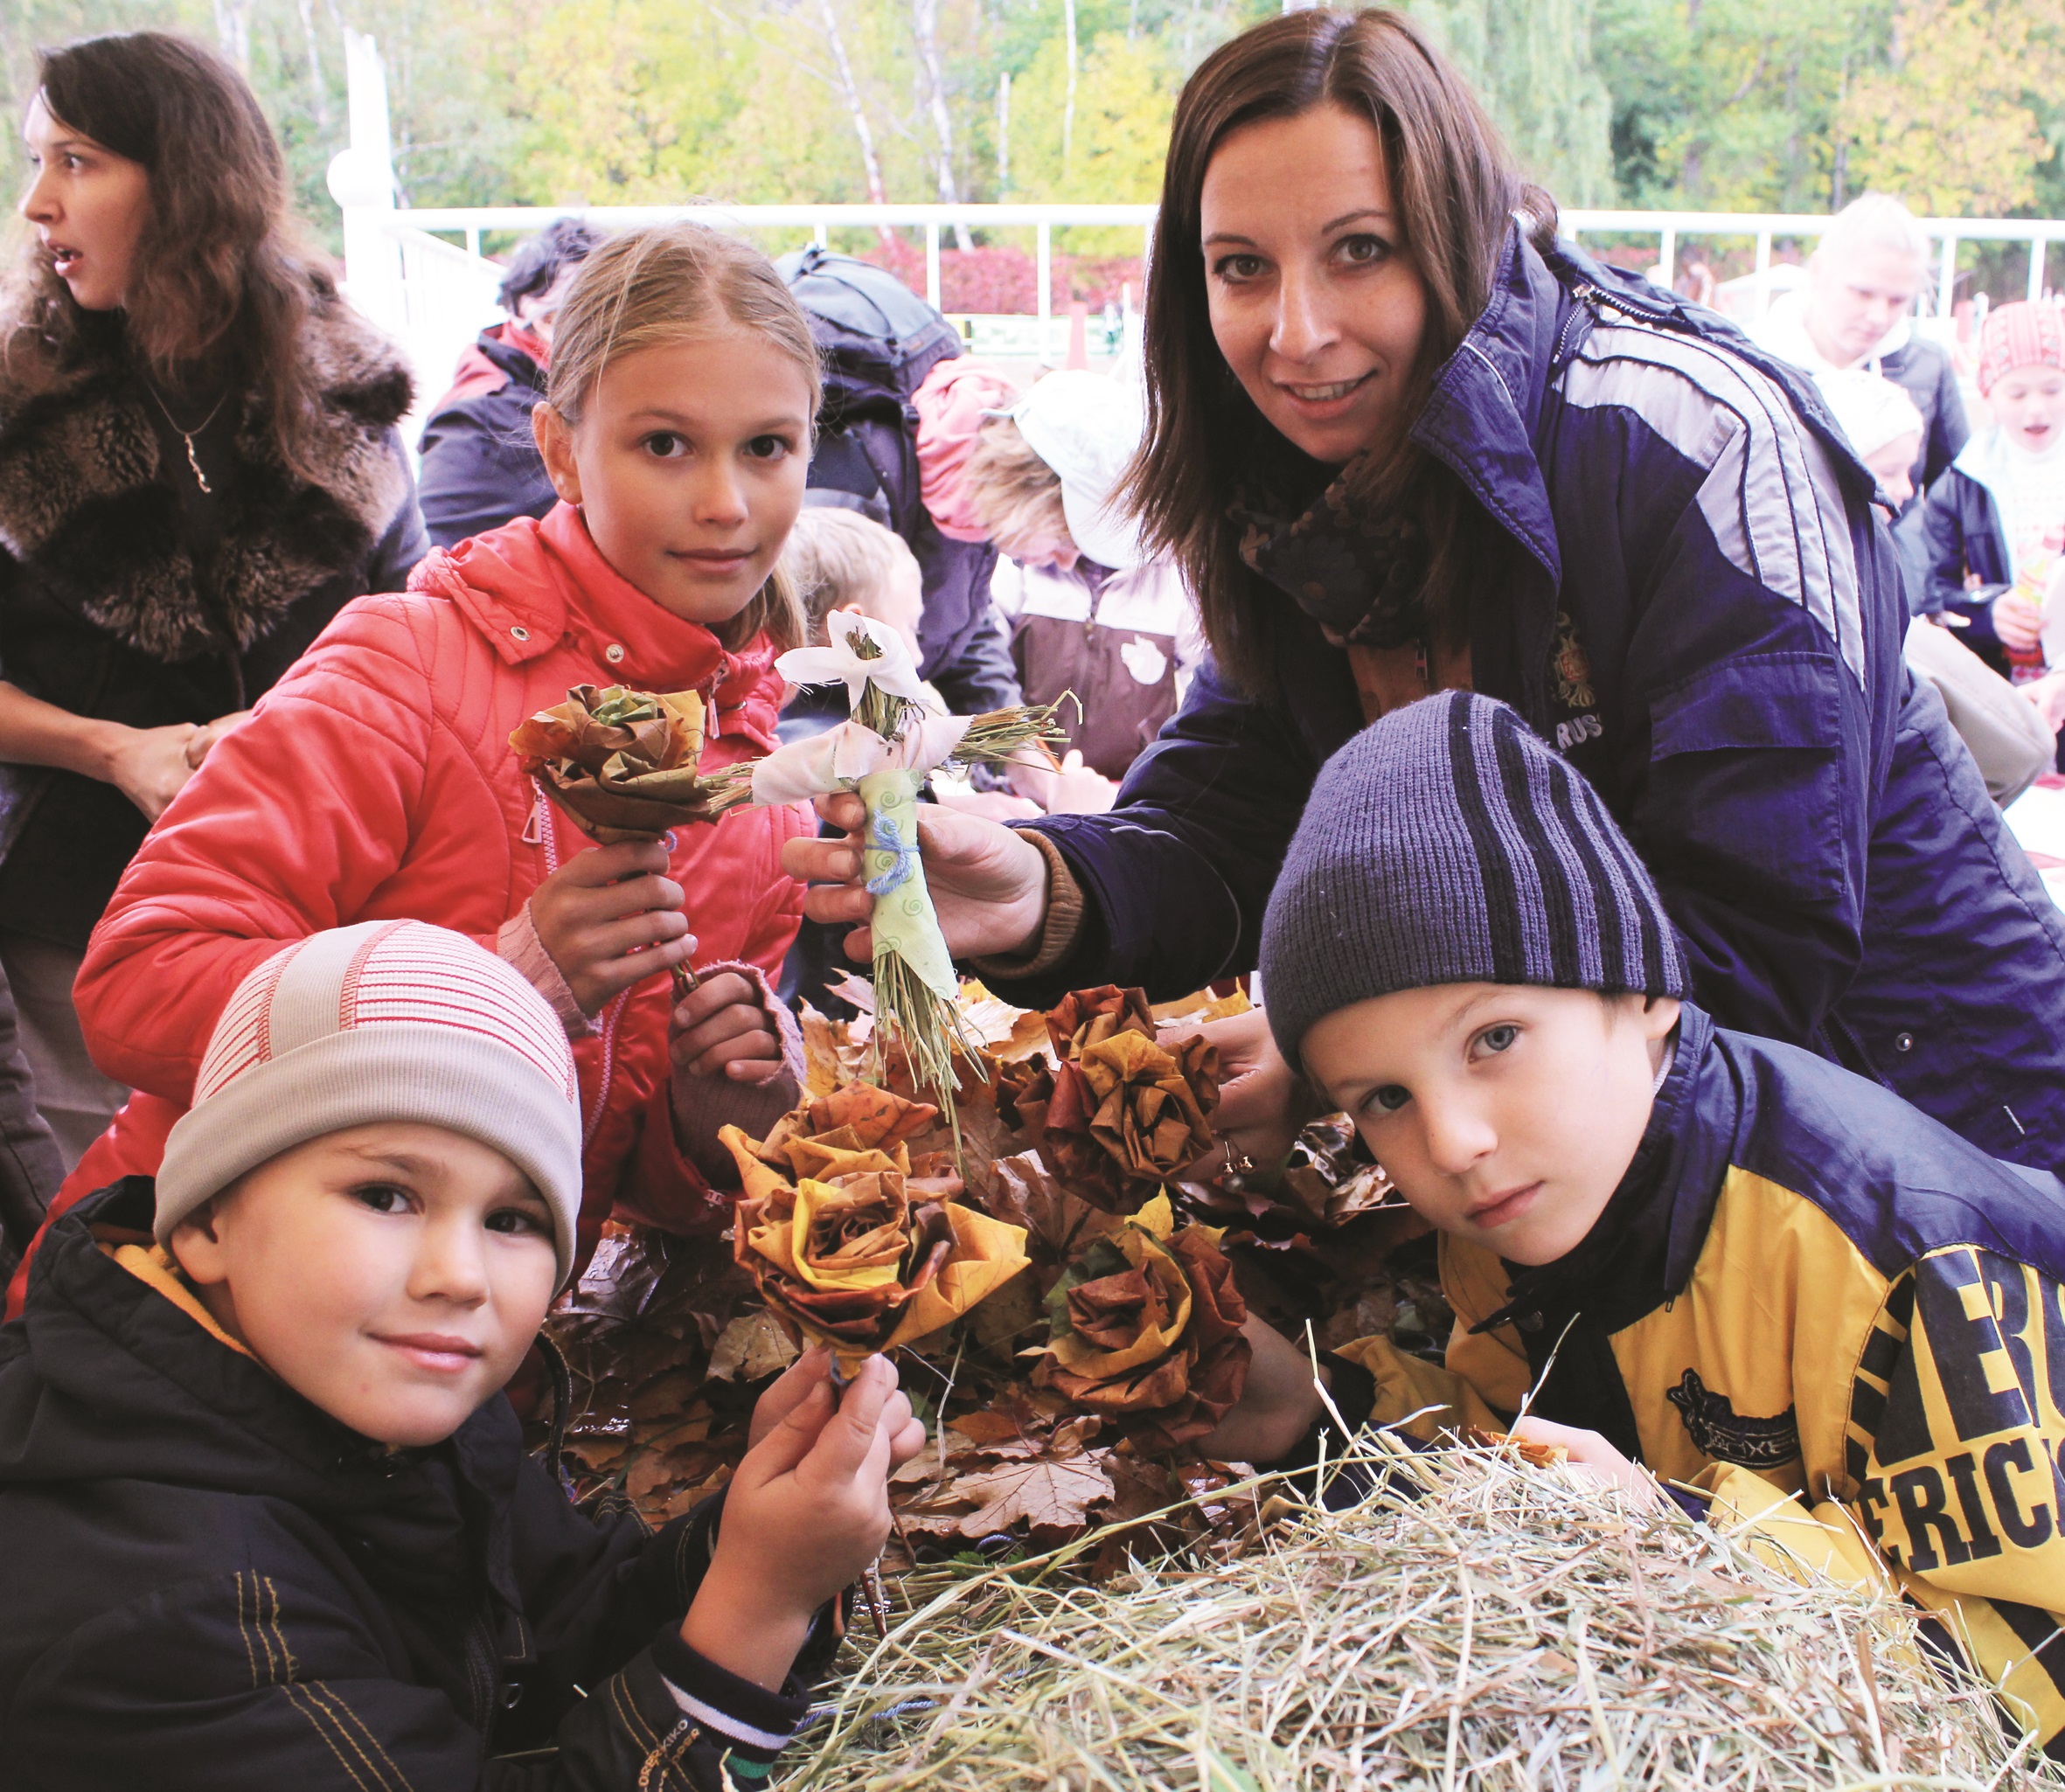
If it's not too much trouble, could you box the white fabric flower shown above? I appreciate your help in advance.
[750,715,975,807]
[775,609,935,710]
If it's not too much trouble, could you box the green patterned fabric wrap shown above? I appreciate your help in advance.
[859,768,958,1001]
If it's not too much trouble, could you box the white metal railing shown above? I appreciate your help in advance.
[324,31,2065,424]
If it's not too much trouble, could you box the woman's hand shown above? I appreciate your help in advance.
[185,708,253,768]
[681,1354,922,1688]
[528,839,694,1017]
[1196,1006,1306,1170]
[102,720,204,820]
[670,970,785,1084]
[1995,588,2045,654]
[1194,1315,1327,1464]
[1509,1415,1671,1513]
[782,791,1051,962]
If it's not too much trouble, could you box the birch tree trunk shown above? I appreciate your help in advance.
[1062,0,1078,178]
[816,0,893,241]
[910,0,974,249]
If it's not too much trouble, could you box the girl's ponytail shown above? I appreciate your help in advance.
[545,220,822,654]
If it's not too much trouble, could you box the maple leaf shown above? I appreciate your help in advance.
[706,1309,801,1383]
[905,1450,1118,1545]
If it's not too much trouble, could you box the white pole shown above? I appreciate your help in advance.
[325,31,402,335]
[926,221,942,311]
[2031,233,2047,304]
[1754,229,1772,323]
[1037,220,1052,344]
[1937,233,1958,321]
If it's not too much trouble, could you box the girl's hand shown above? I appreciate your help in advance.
[2027,670,2065,733]
[670,970,785,1083]
[528,839,694,1017]
[1195,1315,1327,1464]
[102,720,204,820]
[1510,1416,1671,1513]
[781,791,1050,962]
[680,1354,921,1688]
[1995,588,2044,653]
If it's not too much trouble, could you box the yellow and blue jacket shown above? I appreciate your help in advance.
[1346,1003,2065,1754]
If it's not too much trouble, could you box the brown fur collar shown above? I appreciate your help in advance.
[0,286,414,661]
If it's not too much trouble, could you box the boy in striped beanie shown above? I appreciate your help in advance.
[1217,693,2065,1758]
[0,920,922,1789]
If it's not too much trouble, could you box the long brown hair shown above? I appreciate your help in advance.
[1125,7,1556,695]
[546,221,817,653]
[2,31,336,483]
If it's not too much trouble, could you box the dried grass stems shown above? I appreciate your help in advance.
[783,1436,2059,1791]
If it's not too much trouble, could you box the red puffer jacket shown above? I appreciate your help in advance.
[21,504,807,1309]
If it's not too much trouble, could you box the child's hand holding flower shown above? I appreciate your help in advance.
[681,1352,923,1689]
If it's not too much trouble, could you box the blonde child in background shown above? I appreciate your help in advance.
[967,370,1204,815]
[18,222,825,1310]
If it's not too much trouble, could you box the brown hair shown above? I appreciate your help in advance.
[546,221,820,653]
[963,414,1072,561]
[781,507,920,642]
[3,31,339,484]
[1124,7,1556,695]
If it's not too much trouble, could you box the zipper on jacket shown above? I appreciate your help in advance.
[585,989,629,1152]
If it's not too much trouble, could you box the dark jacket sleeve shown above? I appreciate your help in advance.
[926,601,1021,716]
[365,430,430,595]
[9,1481,822,1792]
[1923,354,1970,492]
[1004,653,1321,1004]
[1919,473,2006,646]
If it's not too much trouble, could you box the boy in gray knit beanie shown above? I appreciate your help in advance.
[1205,693,2065,1753]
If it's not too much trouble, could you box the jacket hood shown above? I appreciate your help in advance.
[409,503,787,746]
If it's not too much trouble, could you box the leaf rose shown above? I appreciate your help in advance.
[721,1085,1029,1371]
[1032,1195,1251,1452]
[511,684,734,842]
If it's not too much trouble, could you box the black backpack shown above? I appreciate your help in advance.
[775,245,963,427]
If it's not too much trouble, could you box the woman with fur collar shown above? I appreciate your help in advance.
[0,31,426,1164]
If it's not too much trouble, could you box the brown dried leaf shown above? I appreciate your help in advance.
[705,1309,802,1383]
[913,1451,1117,1543]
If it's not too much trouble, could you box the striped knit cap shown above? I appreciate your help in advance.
[1978,301,2065,397]
[156,920,586,1288]
[1259,691,1687,1066]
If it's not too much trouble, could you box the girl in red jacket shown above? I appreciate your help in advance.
[23,222,824,1304]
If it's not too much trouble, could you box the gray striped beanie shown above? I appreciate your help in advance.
[1259,691,1687,1066]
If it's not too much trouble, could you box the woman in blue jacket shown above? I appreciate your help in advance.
[789,6,2065,1173]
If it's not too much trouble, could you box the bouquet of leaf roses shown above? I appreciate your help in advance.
[721,1084,1030,1375]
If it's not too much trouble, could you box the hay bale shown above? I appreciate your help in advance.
[790,1440,2060,1789]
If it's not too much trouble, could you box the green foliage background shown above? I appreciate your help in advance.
[7,0,2065,259]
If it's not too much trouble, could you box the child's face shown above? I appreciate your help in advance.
[1301,983,1679,1266]
[170,1122,560,1448]
[1992,365,2065,455]
[537,327,815,630]
[1864,431,1921,508]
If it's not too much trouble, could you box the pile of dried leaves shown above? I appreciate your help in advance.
[788,1436,2063,1790]
[541,976,1439,1555]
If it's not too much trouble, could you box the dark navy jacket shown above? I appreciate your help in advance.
[1914,437,2014,654]
[418,329,560,551]
[1019,229,2065,1170]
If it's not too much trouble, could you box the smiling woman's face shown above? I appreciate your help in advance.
[17,93,150,312]
[1199,101,1430,467]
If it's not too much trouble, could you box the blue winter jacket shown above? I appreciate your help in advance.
[1913,434,2017,653]
[1018,228,2065,1170]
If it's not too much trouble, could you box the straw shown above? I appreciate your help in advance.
[780,1435,2061,1790]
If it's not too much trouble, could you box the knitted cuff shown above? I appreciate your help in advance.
[967,830,1086,982]
[497,905,591,1038]
[667,959,805,1179]
[649,1623,812,1779]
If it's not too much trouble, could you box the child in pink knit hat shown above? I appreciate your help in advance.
[1917,302,2065,742]
[0,920,921,1789]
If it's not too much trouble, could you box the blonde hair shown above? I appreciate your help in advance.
[964,414,1072,557]
[545,220,821,652]
[782,508,921,642]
